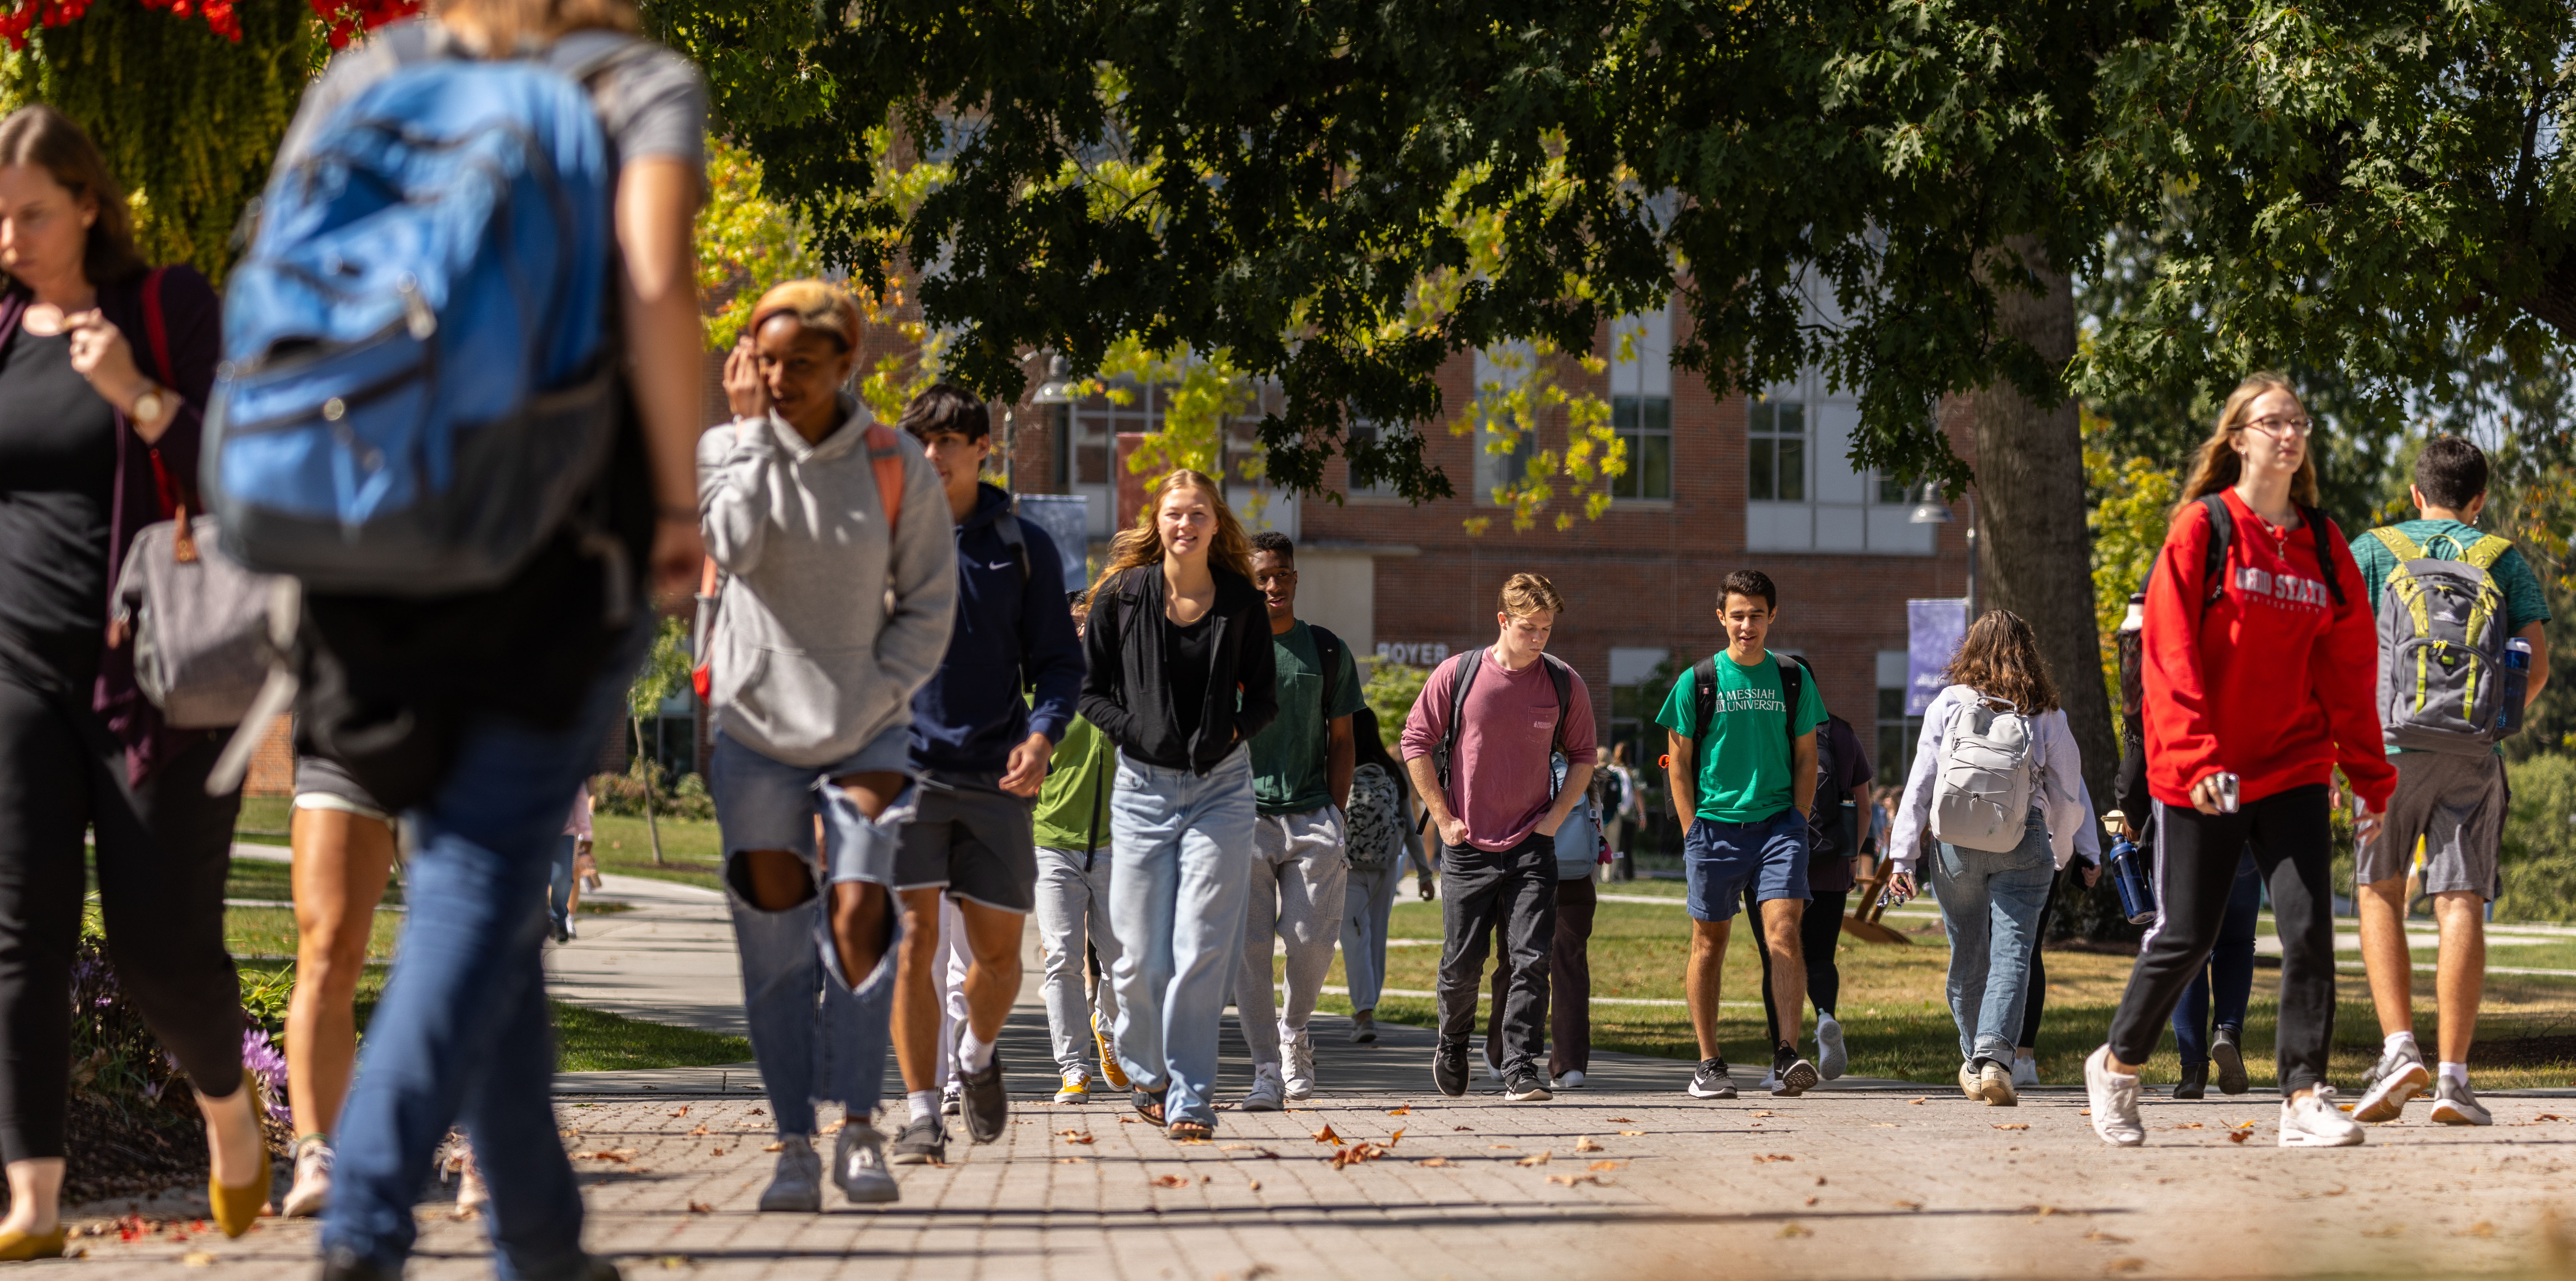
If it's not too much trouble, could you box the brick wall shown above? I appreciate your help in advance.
[242,715,293,797]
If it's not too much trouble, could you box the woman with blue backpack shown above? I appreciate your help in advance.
[1888,609,2097,1108]
[0,105,268,1259]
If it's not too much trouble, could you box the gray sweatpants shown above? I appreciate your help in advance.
[1034,844,1123,1076]
[1236,806,1349,1069]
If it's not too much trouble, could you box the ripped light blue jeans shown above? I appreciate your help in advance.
[709,727,911,1137]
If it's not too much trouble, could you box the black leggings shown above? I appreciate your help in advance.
[2018,867,2064,1049]
[2108,785,2336,1095]
[0,668,243,1162]
[1753,882,1849,1043]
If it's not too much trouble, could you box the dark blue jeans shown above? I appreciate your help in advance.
[320,616,650,1281]
[2171,847,2261,1068]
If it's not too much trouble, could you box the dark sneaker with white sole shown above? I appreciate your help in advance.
[1433,1040,1469,1097]
[2210,1026,2250,1095]
[1688,1058,1738,1100]
[833,1122,899,1203]
[1502,1070,1553,1102]
[957,1042,1009,1144]
[888,1115,947,1166]
[1771,1046,1819,1097]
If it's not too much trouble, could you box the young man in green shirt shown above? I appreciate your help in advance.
[2347,436,2551,1127]
[1655,569,1826,1100]
[1234,532,1364,1110]
[1029,592,1127,1105]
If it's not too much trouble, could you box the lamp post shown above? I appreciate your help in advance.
[1908,488,1977,617]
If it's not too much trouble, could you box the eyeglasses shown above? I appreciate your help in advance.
[2235,414,2315,438]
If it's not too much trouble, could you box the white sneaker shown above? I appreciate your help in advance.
[2279,1086,2365,1147]
[1815,1014,1846,1081]
[1054,1070,1090,1104]
[2429,1076,2492,1127]
[1553,1070,1586,1091]
[2010,1057,2041,1090]
[2352,1042,2430,1123]
[940,1081,963,1116]
[1283,1028,1317,1100]
[1240,1064,1286,1112]
[2084,1045,2144,1147]
[454,1148,490,1218]
[280,1136,332,1218]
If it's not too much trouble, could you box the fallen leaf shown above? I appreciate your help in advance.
[657,1257,691,1271]
[1118,1116,1140,1124]
[2228,1119,2257,1129]
[2106,1258,2145,1273]
[688,1125,711,1137]
[1778,1223,1812,1238]
[1389,1128,1405,1147]
[1546,1173,1606,1187]
[573,1150,638,1163]
[1053,1157,1089,1165]
[2535,1113,2565,1122]
[1993,1123,2029,1131]
[1574,1135,1603,1153]
[2087,1231,2132,1245]
[1815,1176,1827,1186]
[1149,1175,1190,1189]
[1489,1143,1515,1150]
[686,1201,713,1214]
[1752,1154,1795,1163]
[183,1253,217,1267]
[2031,1205,2062,1217]
[1312,1124,1343,1147]
[1330,1143,1391,1168]
[1588,1160,1626,1171]
[1909,1097,1927,1105]
[750,1108,764,1115]
[1416,1157,1453,1168]
[822,1119,846,1134]
[1452,1125,1473,1132]
[710,1148,725,1156]
[1892,1200,1924,1211]
[2225,1130,2251,1144]
[1870,1123,1899,1128]
[1606,1117,1634,1123]
[1619,1129,1647,1136]
[670,1106,690,1118]
[2079,1109,2092,1116]
[1220,1143,1255,1151]
[2323,1184,2348,1196]
[1750,1110,1776,1117]
[1515,1150,1553,1167]
[2174,1122,2205,1130]
[762,1142,784,1153]
[1387,1106,1411,1116]
[1058,1130,1097,1145]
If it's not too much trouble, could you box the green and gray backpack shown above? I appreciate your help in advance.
[2370,526,2517,753]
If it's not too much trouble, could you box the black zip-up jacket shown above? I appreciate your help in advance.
[1078,564,1278,774]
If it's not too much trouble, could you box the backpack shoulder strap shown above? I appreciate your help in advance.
[2369,525,2424,564]
[1779,653,1808,743]
[139,266,174,386]
[2198,494,2234,605]
[864,423,906,532]
[1440,649,1479,771]
[2302,506,2345,607]
[1308,623,1344,722]
[1542,652,1572,757]
[1691,656,1718,741]
[2458,532,2513,572]
[994,507,1030,585]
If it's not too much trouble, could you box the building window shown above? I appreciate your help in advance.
[1748,398,1805,502]
[1607,647,1674,769]
[1346,419,1415,499]
[1609,308,1673,501]
[1473,345,1538,502]
[1067,380,1165,487]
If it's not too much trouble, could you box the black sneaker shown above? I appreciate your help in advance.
[1433,1041,1469,1098]
[1772,1044,1819,1097]
[2173,1061,2208,1100]
[887,1114,946,1166]
[957,1038,1009,1144]
[1688,1057,1737,1099]
[2210,1027,2250,1095]
[1501,1069,1553,1102]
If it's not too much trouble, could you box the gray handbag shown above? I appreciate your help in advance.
[113,513,284,728]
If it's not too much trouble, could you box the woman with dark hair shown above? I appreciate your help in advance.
[1889,609,2097,1108]
[1338,703,1433,1044]
[0,104,263,1254]
[1078,469,1277,1140]
[2084,373,2390,1149]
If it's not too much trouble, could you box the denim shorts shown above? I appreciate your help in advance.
[709,724,912,884]
[1683,807,1810,922]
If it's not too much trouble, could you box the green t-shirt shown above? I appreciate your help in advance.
[2350,519,2552,756]
[1032,715,1114,852]
[1249,620,1365,816]
[1652,650,1827,823]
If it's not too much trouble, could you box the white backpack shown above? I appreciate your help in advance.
[1929,694,2038,853]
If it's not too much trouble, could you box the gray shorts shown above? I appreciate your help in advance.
[293,753,391,823]
[2355,751,2505,899]
[895,769,1037,913]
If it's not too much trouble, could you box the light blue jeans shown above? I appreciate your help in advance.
[1340,861,1404,1013]
[320,617,649,1281]
[708,726,912,1137]
[547,834,580,936]
[1930,808,2055,1065]
[1107,745,1256,1127]
[1034,844,1122,1076]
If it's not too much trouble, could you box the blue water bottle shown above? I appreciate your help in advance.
[2106,827,2158,927]
[2499,638,2532,735]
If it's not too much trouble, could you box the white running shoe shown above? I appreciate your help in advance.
[1054,1070,1090,1104]
[1977,1060,2017,1107]
[2279,1086,2365,1147]
[280,1136,333,1218]
[1815,1014,1846,1081]
[2010,1057,2041,1090]
[2084,1045,2144,1147]
[454,1148,490,1218]
[2428,1076,2492,1127]
[1553,1069,1586,1091]
[1283,1028,1317,1100]
[1240,1064,1287,1112]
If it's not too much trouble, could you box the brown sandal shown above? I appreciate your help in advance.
[1167,1118,1213,1141]
[1132,1088,1165,1126]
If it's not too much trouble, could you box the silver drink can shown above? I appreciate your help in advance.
[2215,771,2240,814]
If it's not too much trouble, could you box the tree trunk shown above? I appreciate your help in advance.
[1967,236,2118,813]
[635,713,666,867]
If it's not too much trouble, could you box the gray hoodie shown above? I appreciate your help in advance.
[698,397,956,768]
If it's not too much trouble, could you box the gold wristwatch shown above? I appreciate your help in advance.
[130,383,170,428]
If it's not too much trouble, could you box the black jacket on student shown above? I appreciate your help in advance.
[1078,565,1278,775]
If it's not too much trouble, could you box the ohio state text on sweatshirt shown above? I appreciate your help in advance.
[2141,488,2395,810]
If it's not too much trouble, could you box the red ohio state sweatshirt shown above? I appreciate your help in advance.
[2142,488,2396,811]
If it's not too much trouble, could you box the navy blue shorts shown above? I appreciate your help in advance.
[1683,808,1810,922]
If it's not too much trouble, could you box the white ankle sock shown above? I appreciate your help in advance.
[960,1028,996,1074]
[2439,1061,2470,1088]
[2385,1030,2419,1057]
[907,1089,939,1123]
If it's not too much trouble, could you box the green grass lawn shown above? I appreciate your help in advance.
[1279,892,2576,1090]
[235,954,745,1073]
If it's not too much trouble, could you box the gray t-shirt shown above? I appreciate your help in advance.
[274,19,707,187]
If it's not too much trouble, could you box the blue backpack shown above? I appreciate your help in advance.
[207,33,624,596]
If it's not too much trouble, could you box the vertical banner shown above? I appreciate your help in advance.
[1906,598,1968,715]
[1012,493,1091,590]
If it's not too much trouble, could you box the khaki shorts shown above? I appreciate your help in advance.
[2355,751,2505,900]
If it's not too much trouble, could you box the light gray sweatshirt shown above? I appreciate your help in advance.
[698,397,956,768]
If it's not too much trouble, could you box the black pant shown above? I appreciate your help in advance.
[2018,866,2064,1049]
[0,668,243,1162]
[1437,833,1556,1077]
[1485,876,1595,1077]
[2108,785,2336,1095]
[1752,883,1845,1043]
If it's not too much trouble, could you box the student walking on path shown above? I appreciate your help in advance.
[2086,373,2392,1150]
[1890,610,2098,1107]
[1655,569,1825,1101]
[1340,705,1434,1044]
[0,106,262,1258]
[1753,710,1871,1087]
[701,282,956,1207]
[1079,470,1276,1141]
[1402,573,1597,1105]
[1235,532,1364,1110]
[2347,435,2549,1127]
[884,386,1081,1164]
[1032,591,1127,1103]
[1482,757,1604,1090]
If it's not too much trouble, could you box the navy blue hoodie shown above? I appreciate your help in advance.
[909,483,1085,774]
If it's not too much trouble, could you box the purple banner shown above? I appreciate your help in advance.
[1906,598,1968,716]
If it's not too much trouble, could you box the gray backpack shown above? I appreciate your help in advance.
[1928,693,2037,853]
[113,514,286,728]
[2367,526,2517,754]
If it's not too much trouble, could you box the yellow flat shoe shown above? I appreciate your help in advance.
[209,1070,273,1239]
[0,1228,65,1261]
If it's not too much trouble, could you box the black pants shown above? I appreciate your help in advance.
[1437,833,1556,1077]
[1752,883,1843,1043]
[0,668,243,1162]
[2108,785,2336,1095]
[1485,876,1595,1077]
[2018,867,2064,1049]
